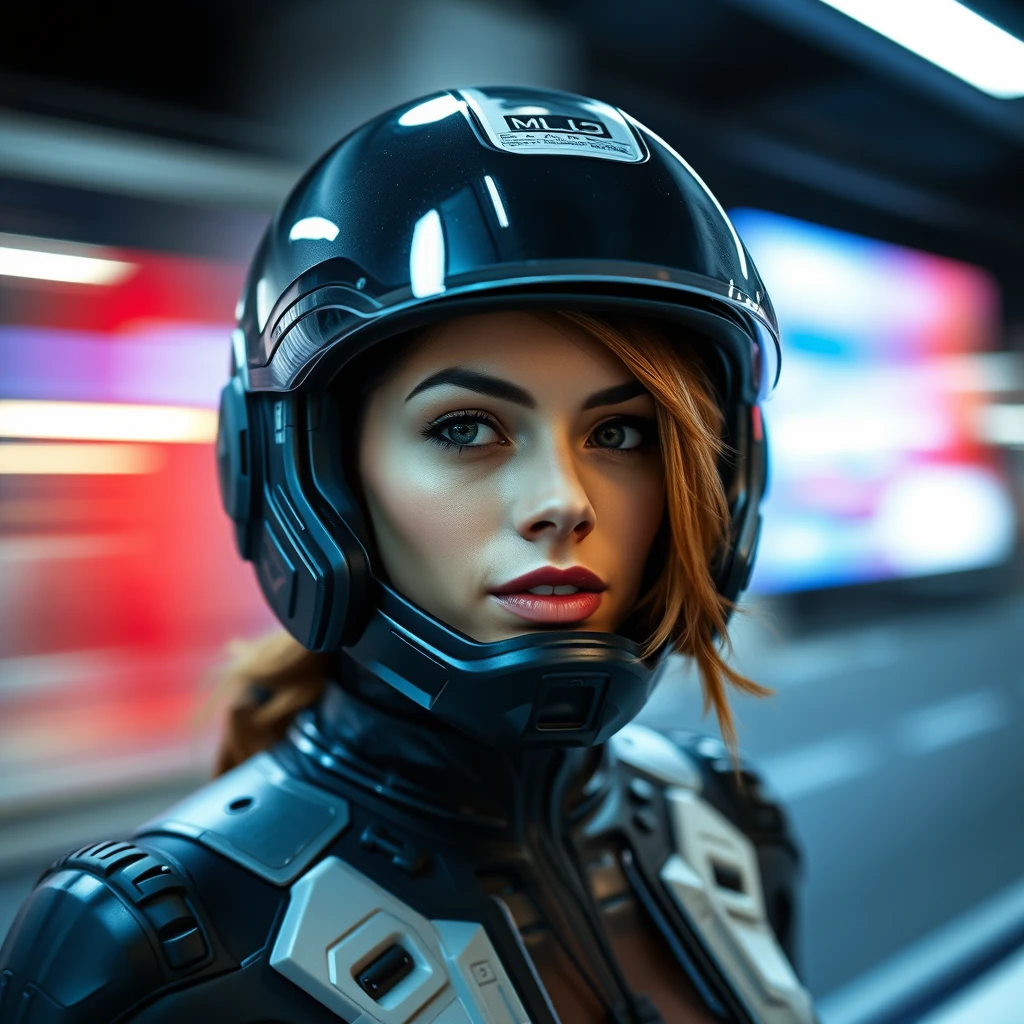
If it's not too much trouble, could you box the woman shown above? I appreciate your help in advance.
[0,88,815,1024]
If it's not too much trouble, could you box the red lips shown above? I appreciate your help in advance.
[489,565,607,595]
[489,566,606,626]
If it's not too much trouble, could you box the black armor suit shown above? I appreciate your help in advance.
[0,86,817,1022]
[0,683,811,1024]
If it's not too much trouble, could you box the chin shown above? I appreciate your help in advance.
[496,618,616,639]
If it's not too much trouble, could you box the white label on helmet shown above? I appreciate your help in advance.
[459,89,645,163]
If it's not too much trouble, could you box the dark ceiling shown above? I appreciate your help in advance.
[2,0,1023,317]
[568,0,1024,287]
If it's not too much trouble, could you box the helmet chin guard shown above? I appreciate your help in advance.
[216,85,779,749]
[344,588,667,750]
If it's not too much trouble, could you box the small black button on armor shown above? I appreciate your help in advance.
[356,943,415,1001]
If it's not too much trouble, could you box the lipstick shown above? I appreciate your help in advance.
[489,566,606,625]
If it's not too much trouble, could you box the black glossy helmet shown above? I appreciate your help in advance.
[217,86,779,750]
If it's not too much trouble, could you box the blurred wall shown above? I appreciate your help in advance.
[236,0,580,161]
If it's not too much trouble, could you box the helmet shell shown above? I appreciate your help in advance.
[237,86,779,402]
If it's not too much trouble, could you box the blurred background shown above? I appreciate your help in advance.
[1,1,1024,1020]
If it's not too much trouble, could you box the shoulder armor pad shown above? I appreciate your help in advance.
[609,722,703,789]
[621,729,815,1023]
[0,841,212,1024]
[135,752,350,886]
[668,729,796,850]
[660,788,816,1024]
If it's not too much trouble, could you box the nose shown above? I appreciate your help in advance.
[513,438,596,544]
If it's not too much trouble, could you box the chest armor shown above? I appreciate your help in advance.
[133,725,815,1024]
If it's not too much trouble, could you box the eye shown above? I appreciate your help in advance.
[440,419,500,446]
[589,418,648,451]
[424,411,505,451]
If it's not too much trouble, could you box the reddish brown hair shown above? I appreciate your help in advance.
[213,312,768,774]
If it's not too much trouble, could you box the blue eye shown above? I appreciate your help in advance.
[440,420,499,446]
[425,412,504,451]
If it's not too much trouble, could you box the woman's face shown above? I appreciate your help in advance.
[357,312,665,643]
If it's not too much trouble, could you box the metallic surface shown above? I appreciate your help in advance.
[270,856,449,1022]
[662,791,815,1024]
[0,713,804,1022]
[135,752,350,885]
[609,723,704,790]
[270,857,532,1024]
[613,721,812,1023]
[434,920,531,1024]
[216,84,774,752]
[236,86,779,401]
[4,600,1023,1022]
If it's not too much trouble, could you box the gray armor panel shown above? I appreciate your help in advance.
[136,752,350,885]
[130,735,812,1022]
[660,788,815,1022]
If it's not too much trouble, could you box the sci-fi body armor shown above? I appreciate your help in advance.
[0,687,813,1023]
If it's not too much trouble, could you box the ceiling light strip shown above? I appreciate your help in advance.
[818,0,1024,99]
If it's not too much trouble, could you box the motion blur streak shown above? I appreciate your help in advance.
[0,443,162,475]
[893,691,1008,757]
[0,5,1021,1018]
[820,874,1024,1024]
[733,209,1016,594]
[760,734,883,802]
[0,400,218,443]
[0,112,298,209]
[0,245,136,286]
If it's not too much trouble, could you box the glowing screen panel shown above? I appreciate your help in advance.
[731,209,1016,594]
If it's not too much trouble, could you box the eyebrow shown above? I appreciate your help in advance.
[582,380,648,409]
[405,368,536,407]
[404,367,649,410]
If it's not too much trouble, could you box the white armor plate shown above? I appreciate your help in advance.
[661,789,816,1024]
[610,723,703,790]
[611,723,816,1024]
[270,856,530,1024]
[268,725,817,1024]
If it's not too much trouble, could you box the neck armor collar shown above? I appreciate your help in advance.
[288,676,608,829]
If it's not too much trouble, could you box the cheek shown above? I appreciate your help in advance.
[359,432,502,588]
[592,463,665,579]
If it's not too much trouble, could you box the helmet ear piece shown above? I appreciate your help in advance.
[244,395,373,652]
[216,375,258,560]
[715,406,768,606]
[217,377,373,651]
[717,511,763,606]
